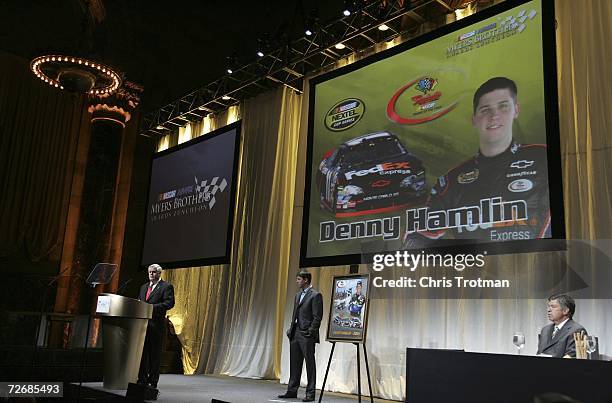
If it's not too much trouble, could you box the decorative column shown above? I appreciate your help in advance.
[52,82,142,348]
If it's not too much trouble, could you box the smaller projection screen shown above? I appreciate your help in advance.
[141,121,241,268]
[300,0,564,267]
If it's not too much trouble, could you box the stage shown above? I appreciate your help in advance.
[76,374,397,402]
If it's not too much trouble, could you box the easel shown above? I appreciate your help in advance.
[319,269,373,402]
[318,341,374,403]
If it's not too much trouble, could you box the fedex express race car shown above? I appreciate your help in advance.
[317,132,427,215]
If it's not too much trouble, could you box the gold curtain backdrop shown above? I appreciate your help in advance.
[162,88,302,378]
[0,50,90,262]
[556,0,612,239]
[157,1,612,400]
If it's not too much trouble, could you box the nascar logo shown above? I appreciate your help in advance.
[158,190,176,201]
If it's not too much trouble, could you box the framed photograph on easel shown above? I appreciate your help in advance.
[326,274,370,343]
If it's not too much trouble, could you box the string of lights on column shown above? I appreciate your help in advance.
[30,55,122,95]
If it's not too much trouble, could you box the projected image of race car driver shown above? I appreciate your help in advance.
[317,132,427,215]
[348,281,366,320]
[404,77,551,245]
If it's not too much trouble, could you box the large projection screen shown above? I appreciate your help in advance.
[141,121,241,268]
[301,0,563,267]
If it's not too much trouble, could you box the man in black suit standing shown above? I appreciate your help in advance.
[138,263,175,389]
[537,294,587,358]
[279,271,323,402]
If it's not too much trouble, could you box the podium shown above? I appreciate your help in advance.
[96,293,153,389]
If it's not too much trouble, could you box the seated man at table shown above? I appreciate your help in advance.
[537,294,586,358]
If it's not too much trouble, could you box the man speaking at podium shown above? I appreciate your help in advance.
[138,263,175,389]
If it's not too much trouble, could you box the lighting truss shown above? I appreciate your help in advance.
[140,0,474,138]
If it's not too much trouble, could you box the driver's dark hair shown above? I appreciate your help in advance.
[297,271,312,284]
[473,77,518,113]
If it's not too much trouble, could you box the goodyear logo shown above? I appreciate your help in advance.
[325,98,365,131]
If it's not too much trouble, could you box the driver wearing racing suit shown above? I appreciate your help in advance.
[348,281,366,318]
[404,77,551,245]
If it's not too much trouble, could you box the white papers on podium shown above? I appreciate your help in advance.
[96,295,111,313]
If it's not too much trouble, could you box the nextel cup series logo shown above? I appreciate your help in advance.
[325,98,365,131]
[387,75,459,125]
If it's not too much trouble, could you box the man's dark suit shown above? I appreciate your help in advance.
[138,280,175,387]
[286,287,323,399]
[537,319,586,358]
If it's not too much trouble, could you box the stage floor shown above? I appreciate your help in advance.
[80,373,397,403]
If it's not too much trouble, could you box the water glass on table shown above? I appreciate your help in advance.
[513,331,525,355]
[586,335,597,360]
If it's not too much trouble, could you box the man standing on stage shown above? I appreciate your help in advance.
[537,294,587,358]
[279,271,323,402]
[138,263,175,389]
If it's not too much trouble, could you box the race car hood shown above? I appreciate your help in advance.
[340,153,424,189]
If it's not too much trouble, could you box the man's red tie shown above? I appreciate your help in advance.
[146,285,152,300]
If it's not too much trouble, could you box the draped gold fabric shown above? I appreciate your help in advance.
[556,0,612,239]
[159,106,240,152]
[162,89,302,377]
[158,1,611,399]
[0,51,89,262]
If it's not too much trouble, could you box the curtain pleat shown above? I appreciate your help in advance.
[163,88,302,379]
[556,0,612,239]
[0,51,88,262]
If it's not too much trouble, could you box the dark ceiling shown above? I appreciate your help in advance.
[0,0,342,112]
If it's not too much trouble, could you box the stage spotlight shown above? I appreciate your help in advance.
[343,0,362,17]
[378,24,390,31]
[221,95,231,100]
[335,43,346,50]
[305,9,319,37]
[256,36,270,58]
[226,54,237,75]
